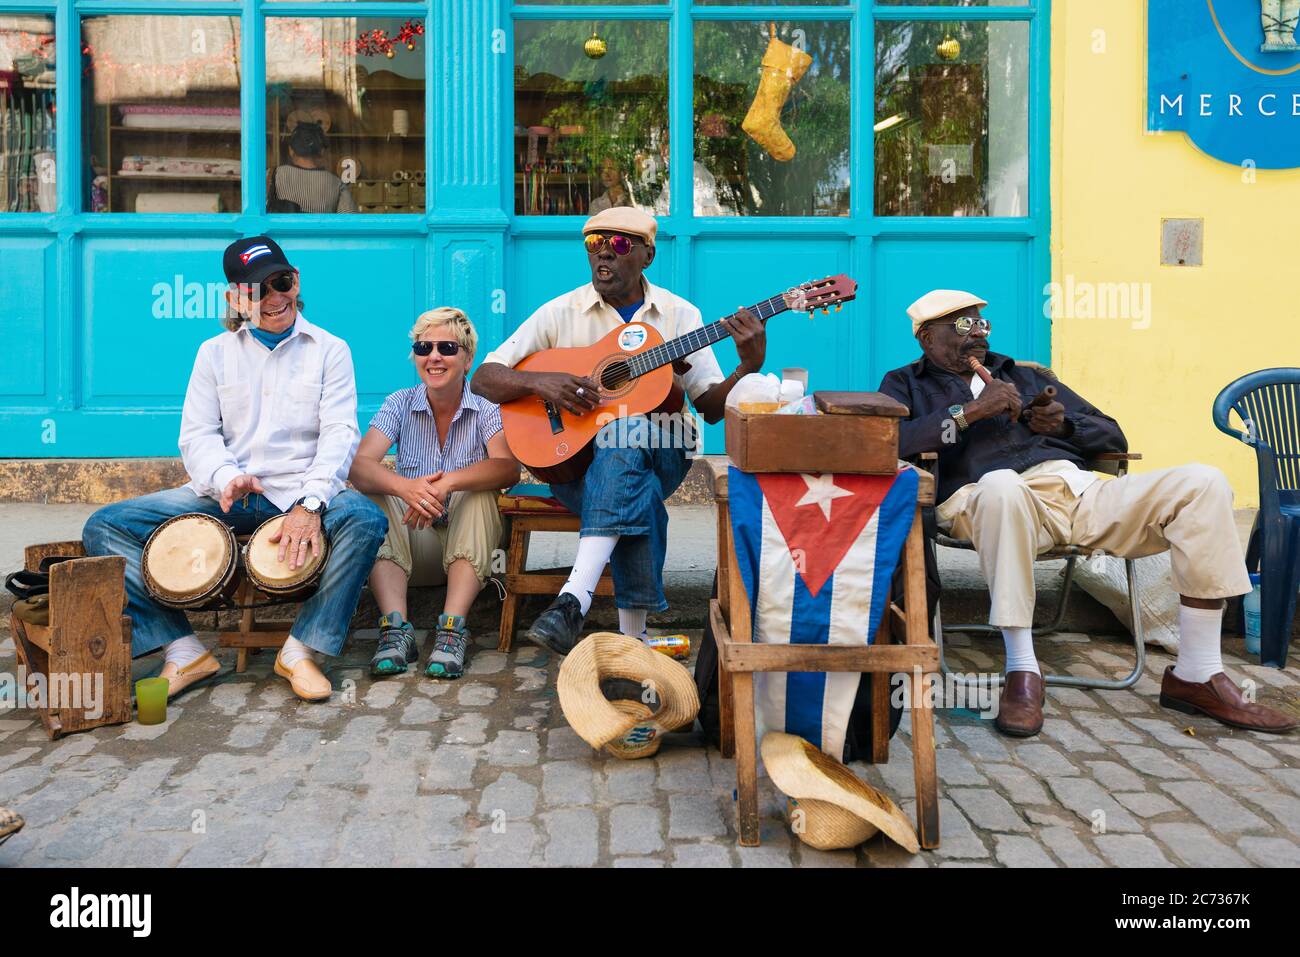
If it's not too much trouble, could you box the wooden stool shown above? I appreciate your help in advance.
[704,457,942,850]
[216,535,292,673]
[8,541,132,739]
[496,485,614,652]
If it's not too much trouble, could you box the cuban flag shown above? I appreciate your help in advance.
[729,466,918,761]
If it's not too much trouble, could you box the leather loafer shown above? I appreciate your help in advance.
[159,651,221,700]
[995,671,1046,738]
[273,650,332,702]
[1159,666,1299,733]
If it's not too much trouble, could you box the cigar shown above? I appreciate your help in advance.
[967,356,994,386]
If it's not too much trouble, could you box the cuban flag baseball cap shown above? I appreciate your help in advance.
[223,236,295,287]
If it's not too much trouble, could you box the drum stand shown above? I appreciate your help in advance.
[217,543,293,673]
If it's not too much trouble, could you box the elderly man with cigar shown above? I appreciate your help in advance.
[879,289,1297,738]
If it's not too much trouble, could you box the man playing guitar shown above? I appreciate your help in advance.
[472,207,765,654]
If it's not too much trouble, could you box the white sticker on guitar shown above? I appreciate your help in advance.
[617,325,647,352]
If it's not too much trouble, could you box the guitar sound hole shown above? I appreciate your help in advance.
[600,361,632,391]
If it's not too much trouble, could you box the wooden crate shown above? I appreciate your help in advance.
[724,391,907,475]
[8,542,132,739]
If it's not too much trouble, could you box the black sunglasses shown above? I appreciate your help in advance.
[413,340,463,357]
[259,272,296,296]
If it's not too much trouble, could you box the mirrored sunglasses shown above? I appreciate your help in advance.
[413,340,462,358]
[260,272,296,296]
[945,316,991,337]
[584,233,638,257]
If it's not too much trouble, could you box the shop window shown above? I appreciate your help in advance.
[0,14,56,213]
[266,17,426,215]
[875,19,1029,217]
[693,21,850,217]
[82,15,241,214]
[513,20,668,217]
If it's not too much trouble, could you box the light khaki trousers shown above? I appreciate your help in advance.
[939,462,1251,629]
[368,489,502,586]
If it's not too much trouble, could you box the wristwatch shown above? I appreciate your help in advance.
[948,404,969,431]
[295,495,325,514]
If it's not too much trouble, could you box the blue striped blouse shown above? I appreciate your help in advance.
[369,381,504,481]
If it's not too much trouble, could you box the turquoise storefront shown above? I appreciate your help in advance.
[0,0,1051,459]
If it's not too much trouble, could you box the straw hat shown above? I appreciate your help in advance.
[762,732,919,853]
[558,632,699,760]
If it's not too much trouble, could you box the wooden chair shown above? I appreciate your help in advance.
[8,541,132,739]
[704,457,941,850]
[496,485,614,652]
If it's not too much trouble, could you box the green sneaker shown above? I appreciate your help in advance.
[425,614,470,680]
[370,612,418,677]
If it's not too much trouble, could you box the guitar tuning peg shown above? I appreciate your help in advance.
[822,307,830,316]
[835,304,842,312]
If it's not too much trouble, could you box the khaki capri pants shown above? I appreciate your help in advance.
[368,489,503,586]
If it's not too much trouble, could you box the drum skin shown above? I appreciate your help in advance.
[142,513,239,610]
[243,514,330,601]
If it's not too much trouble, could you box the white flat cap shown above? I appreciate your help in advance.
[907,289,988,336]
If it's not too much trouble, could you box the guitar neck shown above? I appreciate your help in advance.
[625,293,789,379]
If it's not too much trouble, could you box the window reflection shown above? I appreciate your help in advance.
[693,21,851,217]
[267,17,426,214]
[0,15,56,213]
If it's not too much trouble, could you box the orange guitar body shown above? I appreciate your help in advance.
[501,322,682,485]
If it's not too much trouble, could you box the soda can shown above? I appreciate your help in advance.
[645,634,690,661]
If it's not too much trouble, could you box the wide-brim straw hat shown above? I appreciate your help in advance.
[558,632,699,760]
[762,732,919,853]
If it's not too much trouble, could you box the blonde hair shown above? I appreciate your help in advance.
[411,307,477,359]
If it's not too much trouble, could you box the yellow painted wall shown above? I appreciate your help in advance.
[1051,0,1300,506]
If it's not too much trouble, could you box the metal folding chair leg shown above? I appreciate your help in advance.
[934,556,1145,692]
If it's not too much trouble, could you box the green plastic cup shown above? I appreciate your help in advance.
[136,677,169,725]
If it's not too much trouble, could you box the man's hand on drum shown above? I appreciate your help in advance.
[399,472,446,529]
[220,473,265,513]
[272,506,324,571]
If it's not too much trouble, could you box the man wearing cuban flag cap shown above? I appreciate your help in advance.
[82,236,388,705]
[877,289,1297,739]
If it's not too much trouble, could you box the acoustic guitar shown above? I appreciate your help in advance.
[500,275,858,484]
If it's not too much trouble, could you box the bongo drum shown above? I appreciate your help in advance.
[142,513,240,610]
[243,515,330,602]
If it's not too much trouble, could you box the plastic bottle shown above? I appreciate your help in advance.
[1244,572,1262,657]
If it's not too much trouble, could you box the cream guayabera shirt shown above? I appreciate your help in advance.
[178,313,361,511]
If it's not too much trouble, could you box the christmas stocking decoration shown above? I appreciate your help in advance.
[742,36,814,162]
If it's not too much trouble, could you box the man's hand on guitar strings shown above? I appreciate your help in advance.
[721,307,766,376]
[531,371,601,416]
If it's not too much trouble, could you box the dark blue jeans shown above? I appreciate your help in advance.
[82,487,387,657]
[550,415,693,612]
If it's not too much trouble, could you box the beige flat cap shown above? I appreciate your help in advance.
[582,207,658,247]
[907,289,988,336]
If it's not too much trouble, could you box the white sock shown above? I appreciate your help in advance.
[279,635,317,667]
[164,635,207,668]
[1001,627,1040,676]
[561,535,618,615]
[618,608,648,641]
[1173,604,1224,684]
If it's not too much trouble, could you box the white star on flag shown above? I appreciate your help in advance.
[795,473,854,521]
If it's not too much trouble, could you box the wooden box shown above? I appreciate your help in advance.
[724,391,908,475]
[8,542,133,739]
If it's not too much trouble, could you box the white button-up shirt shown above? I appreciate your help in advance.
[482,278,726,409]
[179,314,361,511]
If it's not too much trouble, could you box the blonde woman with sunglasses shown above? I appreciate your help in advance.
[349,307,520,679]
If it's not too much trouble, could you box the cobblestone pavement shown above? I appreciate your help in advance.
[1,619,1297,868]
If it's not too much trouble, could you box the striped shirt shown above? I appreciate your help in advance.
[369,380,503,480]
[273,165,359,214]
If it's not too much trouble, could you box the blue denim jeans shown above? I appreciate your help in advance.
[82,487,387,657]
[550,415,693,611]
